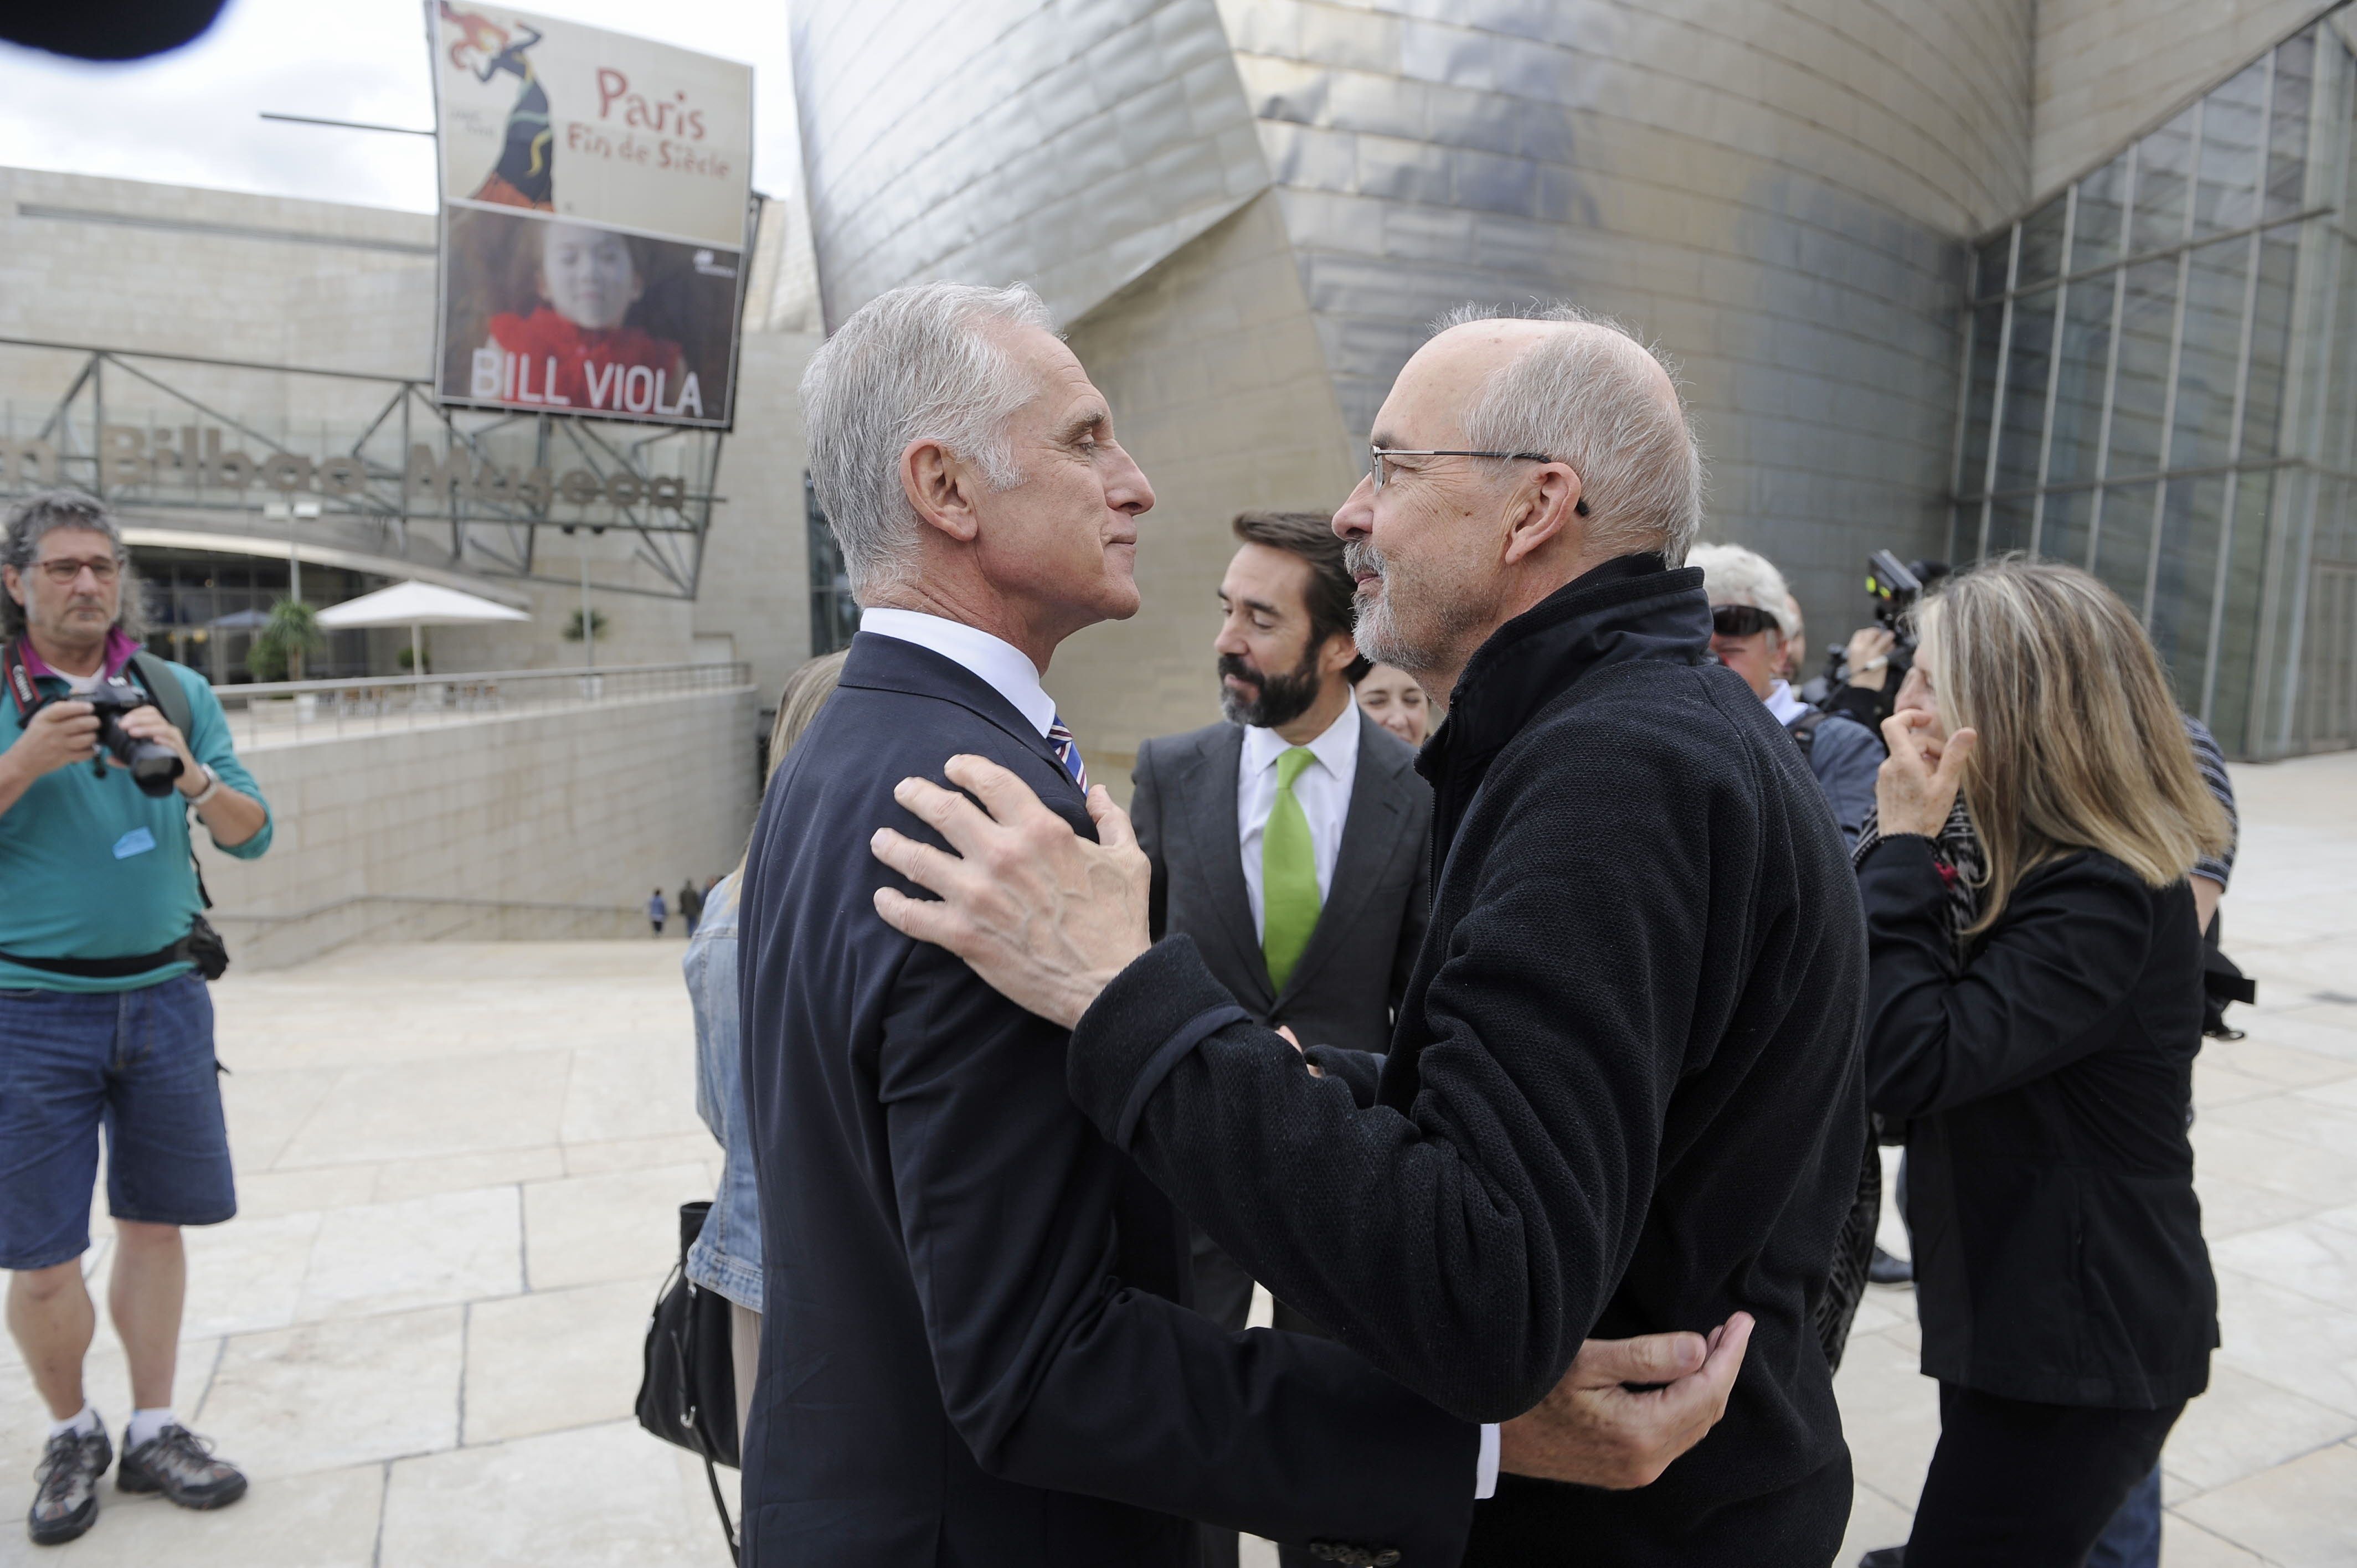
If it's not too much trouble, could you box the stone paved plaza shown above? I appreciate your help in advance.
[2,750,2353,1566]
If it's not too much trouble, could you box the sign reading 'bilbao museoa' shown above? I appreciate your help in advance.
[0,427,696,514]
[429,2,754,430]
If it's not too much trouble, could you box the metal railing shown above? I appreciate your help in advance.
[214,659,752,747]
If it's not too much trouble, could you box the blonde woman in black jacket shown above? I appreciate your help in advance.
[1854,559,2231,1568]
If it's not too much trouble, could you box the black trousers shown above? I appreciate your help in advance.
[1906,1383,2185,1568]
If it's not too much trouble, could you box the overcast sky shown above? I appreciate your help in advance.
[0,0,800,212]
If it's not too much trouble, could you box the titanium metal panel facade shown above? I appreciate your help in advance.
[792,0,1271,328]
[788,0,2041,751]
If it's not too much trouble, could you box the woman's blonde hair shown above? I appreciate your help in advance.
[1922,558,2231,936]
[732,649,849,879]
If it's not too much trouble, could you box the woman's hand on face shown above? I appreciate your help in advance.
[1876,709,1978,838]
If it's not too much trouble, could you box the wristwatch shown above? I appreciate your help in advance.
[185,762,222,806]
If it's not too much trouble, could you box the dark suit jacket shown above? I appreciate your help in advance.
[1133,716,1430,1054]
[735,631,1477,1568]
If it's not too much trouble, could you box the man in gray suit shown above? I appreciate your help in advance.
[1130,511,1432,1344]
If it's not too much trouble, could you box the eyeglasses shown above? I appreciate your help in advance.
[1368,446,1590,514]
[32,557,121,585]
[1710,604,1780,638]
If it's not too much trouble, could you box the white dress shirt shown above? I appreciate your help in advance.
[1763,678,1808,725]
[1237,697,1361,941]
[863,621,1501,1499]
[860,607,1061,742]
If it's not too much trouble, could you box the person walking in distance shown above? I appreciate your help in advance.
[678,878,705,939]
[647,888,666,937]
[1,492,272,1546]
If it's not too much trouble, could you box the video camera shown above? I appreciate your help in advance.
[1865,550,1923,633]
[80,677,184,797]
[1819,551,1949,695]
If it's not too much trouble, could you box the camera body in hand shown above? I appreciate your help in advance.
[80,677,184,797]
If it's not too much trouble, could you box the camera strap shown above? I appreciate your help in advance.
[3,639,39,720]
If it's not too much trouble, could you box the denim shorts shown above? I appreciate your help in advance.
[0,973,236,1270]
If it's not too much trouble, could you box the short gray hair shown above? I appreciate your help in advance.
[2,489,141,641]
[1431,303,1705,564]
[801,281,1059,599]
[1687,541,1793,636]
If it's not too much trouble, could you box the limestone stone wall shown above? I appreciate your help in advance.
[201,682,758,968]
[2031,0,2334,197]
[1055,191,1362,782]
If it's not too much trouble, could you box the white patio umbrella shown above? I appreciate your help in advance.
[315,581,530,677]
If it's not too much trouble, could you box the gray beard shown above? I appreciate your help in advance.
[1346,540,1442,674]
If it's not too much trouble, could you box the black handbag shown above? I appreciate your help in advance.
[637,1200,742,1560]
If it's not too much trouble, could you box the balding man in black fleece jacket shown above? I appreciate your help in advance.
[874,306,1867,1566]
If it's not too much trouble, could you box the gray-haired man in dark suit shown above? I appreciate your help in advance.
[1132,509,1432,1349]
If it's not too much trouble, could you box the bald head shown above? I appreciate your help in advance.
[1406,305,1702,564]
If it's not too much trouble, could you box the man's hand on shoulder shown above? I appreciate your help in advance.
[1499,1314,1753,1490]
[870,753,1151,1028]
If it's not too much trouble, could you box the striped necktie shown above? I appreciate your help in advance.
[1047,713,1088,792]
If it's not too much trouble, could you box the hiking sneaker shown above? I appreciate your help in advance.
[28,1421,111,1546]
[116,1425,246,1511]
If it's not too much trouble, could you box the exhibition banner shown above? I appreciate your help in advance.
[428,1,753,429]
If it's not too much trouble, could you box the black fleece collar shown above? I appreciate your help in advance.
[1417,552,1712,793]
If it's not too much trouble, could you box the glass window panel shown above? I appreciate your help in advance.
[2073,155,2128,272]
[2319,236,2357,475]
[2035,486,2092,570]
[1957,302,2005,497]
[2238,228,2299,461]
[1984,497,2034,559]
[2205,470,2274,744]
[2267,28,2317,222]
[1974,234,2014,302]
[2194,59,2269,234]
[1994,286,2057,493]
[2132,107,2196,255]
[2049,275,2118,486]
[1946,502,1981,565]
[2018,197,2067,288]
[2091,481,2157,610]
[2170,237,2253,472]
[2148,474,2228,693]
[2107,259,2181,476]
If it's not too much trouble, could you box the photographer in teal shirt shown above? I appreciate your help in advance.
[0,492,271,1548]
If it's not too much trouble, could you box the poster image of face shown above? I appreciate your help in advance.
[438,206,740,427]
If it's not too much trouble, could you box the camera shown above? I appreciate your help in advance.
[80,677,183,797]
[1865,550,1923,634]
[1813,553,1951,707]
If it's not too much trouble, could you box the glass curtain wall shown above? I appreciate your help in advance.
[1954,15,2357,756]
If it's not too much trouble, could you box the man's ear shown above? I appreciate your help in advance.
[900,438,983,544]
[1316,628,1360,680]
[1500,464,1584,566]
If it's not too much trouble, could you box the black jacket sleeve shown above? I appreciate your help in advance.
[1068,742,1716,1422]
[1859,836,2155,1119]
[879,936,1478,1559]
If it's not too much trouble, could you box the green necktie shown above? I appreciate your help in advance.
[1262,746,1321,991]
